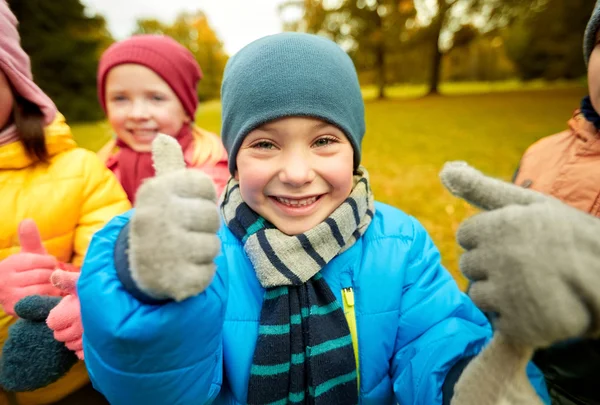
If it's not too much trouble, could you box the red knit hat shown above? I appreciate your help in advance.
[97,34,203,117]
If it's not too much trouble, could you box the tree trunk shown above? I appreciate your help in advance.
[376,43,386,99]
[428,41,443,95]
[427,0,450,96]
[375,11,386,100]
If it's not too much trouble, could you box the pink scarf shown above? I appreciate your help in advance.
[115,125,193,204]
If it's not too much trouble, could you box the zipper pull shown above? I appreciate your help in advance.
[342,287,354,307]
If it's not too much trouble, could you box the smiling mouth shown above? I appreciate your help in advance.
[128,129,158,136]
[274,195,320,207]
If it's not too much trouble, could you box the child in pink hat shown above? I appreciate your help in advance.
[96,35,229,203]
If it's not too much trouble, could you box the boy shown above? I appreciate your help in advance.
[77,33,549,404]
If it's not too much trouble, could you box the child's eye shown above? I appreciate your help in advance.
[150,94,166,102]
[251,141,276,150]
[110,95,128,102]
[313,136,338,147]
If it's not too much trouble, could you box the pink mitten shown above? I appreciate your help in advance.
[46,270,84,360]
[0,219,60,316]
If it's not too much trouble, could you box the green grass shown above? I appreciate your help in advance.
[71,83,587,290]
[361,78,587,100]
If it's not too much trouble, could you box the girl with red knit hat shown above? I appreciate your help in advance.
[96,34,229,202]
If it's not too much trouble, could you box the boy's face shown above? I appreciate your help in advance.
[589,31,600,112]
[105,64,190,152]
[235,117,355,235]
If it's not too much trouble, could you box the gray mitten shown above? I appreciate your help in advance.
[451,333,543,405]
[128,134,221,302]
[440,161,600,349]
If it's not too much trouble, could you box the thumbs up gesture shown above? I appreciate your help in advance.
[0,220,61,316]
[440,161,600,348]
[47,270,84,359]
[438,162,600,405]
[128,134,221,302]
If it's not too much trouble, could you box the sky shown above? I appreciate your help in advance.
[80,0,296,56]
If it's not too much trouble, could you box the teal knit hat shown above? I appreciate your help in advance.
[584,0,600,65]
[220,32,365,175]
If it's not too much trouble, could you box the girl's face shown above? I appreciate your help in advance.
[589,31,600,113]
[235,117,355,235]
[104,64,190,152]
[0,70,15,131]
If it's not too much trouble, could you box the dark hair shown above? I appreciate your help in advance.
[13,95,48,161]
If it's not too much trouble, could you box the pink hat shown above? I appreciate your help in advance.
[0,0,56,125]
[97,35,203,118]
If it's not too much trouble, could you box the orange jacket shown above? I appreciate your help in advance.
[515,110,600,404]
[514,110,600,217]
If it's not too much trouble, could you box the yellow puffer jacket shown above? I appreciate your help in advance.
[0,113,131,405]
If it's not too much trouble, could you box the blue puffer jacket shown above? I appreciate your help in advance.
[78,202,550,405]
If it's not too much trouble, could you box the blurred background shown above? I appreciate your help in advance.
[7,0,593,288]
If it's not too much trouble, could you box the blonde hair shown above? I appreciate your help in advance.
[189,125,225,166]
[96,125,225,166]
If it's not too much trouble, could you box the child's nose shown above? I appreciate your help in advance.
[278,154,315,186]
[128,100,150,120]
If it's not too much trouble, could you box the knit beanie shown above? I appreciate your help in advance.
[220,32,365,175]
[97,35,202,118]
[0,0,56,125]
[584,0,600,65]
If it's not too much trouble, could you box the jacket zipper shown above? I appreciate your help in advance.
[342,287,360,392]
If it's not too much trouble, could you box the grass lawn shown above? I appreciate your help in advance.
[71,83,587,290]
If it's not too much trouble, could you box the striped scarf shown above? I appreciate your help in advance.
[221,167,374,405]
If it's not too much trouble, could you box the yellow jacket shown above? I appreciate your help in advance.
[0,114,130,404]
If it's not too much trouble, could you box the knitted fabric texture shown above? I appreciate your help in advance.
[220,32,365,175]
[0,296,77,392]
[580,95,600,129]
[584,0,600,65]
[97,34,202,117]
[0,0,57,124]
[220,167,374,405]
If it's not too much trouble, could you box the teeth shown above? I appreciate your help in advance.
[130,129,157,136]
[276,196,318,207]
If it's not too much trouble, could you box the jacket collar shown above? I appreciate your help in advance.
[0,112,76,169]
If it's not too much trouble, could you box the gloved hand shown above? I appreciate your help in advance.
[47,270,83,360]
[128,134,221,302]
[451,334,543,405]
[440,161,600,348]
[0,296,78,392]
[0,220,60,316]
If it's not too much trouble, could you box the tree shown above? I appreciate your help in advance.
[413,0,545,95]
[280,0,416,99]
[504,0,596,80]
[135,11,229,102]
[8,0,112,121]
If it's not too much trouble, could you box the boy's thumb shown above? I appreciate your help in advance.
[152,133,186,176]
[18,219,47,255]
[50,270,79,295]
[439,161,547,211]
